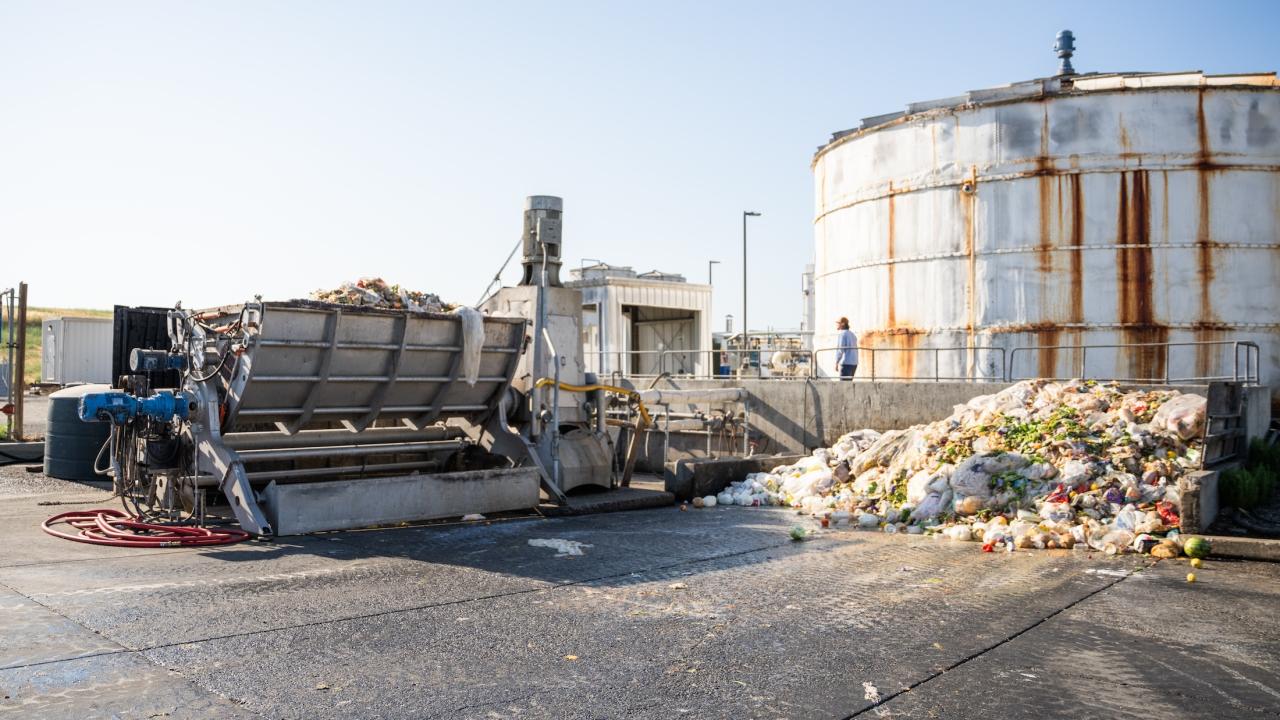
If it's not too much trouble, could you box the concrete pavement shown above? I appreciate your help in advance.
[1,474,1277,719]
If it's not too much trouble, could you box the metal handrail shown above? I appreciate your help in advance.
[811,345,1008,382]
[1007,339,1261,385]
[584,339,1263,385]
[582,349,668,377]
[658,347,814,379]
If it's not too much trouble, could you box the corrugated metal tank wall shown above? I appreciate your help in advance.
[813,75,1280,384]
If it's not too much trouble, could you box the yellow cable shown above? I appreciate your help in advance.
[533,378,651,426]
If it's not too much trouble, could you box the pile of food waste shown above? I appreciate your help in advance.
[310,277,454,312]
[718,379,1209,556]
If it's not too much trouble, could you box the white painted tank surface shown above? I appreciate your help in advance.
[812,71,1280,385]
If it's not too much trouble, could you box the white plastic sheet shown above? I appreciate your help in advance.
[452,306,485,387]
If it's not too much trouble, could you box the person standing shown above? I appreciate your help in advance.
[835,317,858,380]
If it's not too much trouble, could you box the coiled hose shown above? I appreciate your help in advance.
[42,508,250,547]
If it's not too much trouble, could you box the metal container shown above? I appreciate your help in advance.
[206,301,528,434]
[44,383,112,481]
[42,317,113,385]
[812,71,1280,384]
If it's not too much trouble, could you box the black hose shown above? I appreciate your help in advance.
[188,351,233,382]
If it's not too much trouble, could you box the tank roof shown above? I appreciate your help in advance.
[816,70,1280,160]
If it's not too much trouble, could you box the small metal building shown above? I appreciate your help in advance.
[567,263,712,377]
[42,317,113,385]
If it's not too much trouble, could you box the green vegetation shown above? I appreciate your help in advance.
[1220,438,1280,510]
[1247,437,1280,475]
[938,442,973,465]
[988,470,1031,501]
[1,307,112,385]
[999,406,1092,455]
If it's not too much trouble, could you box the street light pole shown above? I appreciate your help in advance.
[742,211,761,357]
[708,260,720,285]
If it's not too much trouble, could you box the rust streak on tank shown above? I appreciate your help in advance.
[897,330,919,380]
[1038,170,1053,274]
[1115,170,1167,380]
[1034,108,1055,378]
[1067,173,1086,377]
[1194,91,1219,376]
[861,327,925,380]
[1068,174,1085,325]
[1037,109,1053,275]
[1037,327,1061,379]
[1195,169,1217,376]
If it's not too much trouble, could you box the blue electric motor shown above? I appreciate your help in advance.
[78,390,192,426]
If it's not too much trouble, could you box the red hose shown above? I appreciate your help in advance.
[42,509,251,547]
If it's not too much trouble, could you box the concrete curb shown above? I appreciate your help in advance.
[664,454,805,501]
[1194,534,1280,563]
[0,441,44,463]
[540,488,675,517]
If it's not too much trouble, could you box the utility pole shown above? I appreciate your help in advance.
[742,211,760,359]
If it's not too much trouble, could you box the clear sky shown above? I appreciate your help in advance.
[3,1,1276,330]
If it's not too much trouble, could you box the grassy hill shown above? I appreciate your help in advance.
[2,307,113,386]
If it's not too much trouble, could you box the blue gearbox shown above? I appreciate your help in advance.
[78,390,193,425]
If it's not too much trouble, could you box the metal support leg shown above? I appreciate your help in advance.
[191,382,273,535]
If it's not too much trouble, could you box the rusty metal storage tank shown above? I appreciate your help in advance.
[812,67,1280,386]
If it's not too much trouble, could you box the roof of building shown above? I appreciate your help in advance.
[568,262,699,287]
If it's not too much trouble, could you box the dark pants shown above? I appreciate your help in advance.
[840,364,857,380]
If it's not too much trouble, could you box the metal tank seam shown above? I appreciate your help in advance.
[812,164,1280,225]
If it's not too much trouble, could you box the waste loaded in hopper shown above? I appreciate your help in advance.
[80,196,626,536]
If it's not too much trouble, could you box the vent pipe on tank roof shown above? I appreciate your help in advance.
[1054,30,1077,76]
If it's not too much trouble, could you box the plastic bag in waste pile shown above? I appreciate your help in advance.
[1150,394,1207,440]
[310,277,456,312]
[717,379,1208,556]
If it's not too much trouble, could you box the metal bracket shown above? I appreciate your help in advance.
[479,391,568,505]
[355,313,408,432]
[286,309,341,435]
[190,381,273,535]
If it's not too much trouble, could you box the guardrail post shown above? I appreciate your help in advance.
[1163,345,1170,385]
